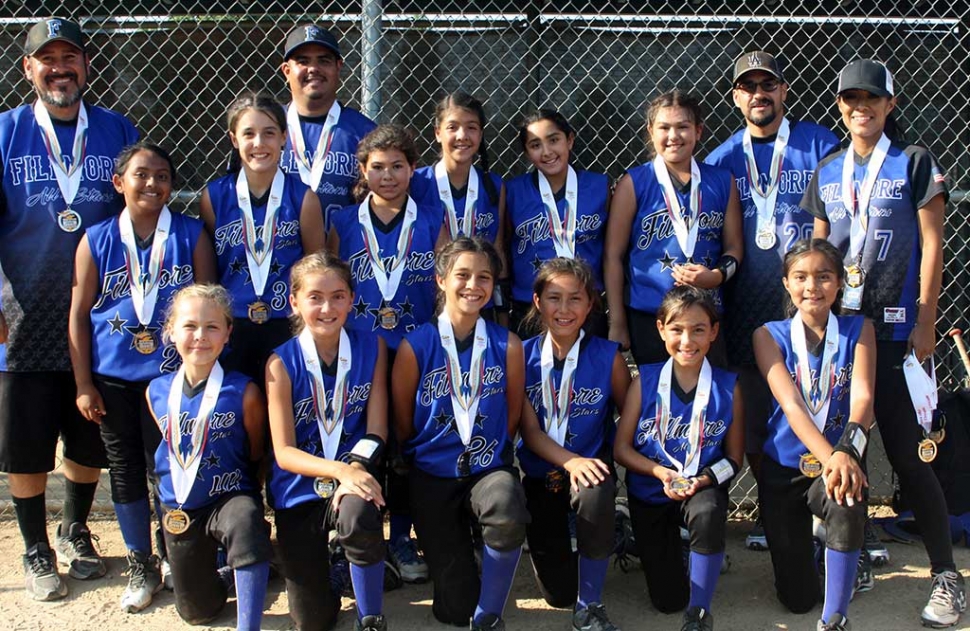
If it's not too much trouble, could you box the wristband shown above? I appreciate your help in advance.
[833,422,868,464]
[348,434,385,470]
[715,255,738,285]
[701,458,739,486]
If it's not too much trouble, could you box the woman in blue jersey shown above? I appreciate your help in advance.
[753,239,875,631]
[266,252,389,631]
[200,92,326,383]
[148,284,271,630]
[330,123,442,583]
[410,92,508,321]
[518,257,631,630]
[605,90,743,366]
[392,237,529,631]
[505,109,609,339]
[68,141,216,613]
[614,286,743,631]
[802,59,963,628]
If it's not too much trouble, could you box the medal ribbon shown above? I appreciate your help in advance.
[438,315,487,446]
[841,133,890,262]
[298,327,352,461]
[166,362,224,505]
[358,194,417,301]
[902,351,938,435]
[742,117,790,240]
[653,156,702,259]
[537,166,578,259]
[790,312,840,432]
[235,168,285,299]
[287,101,340,191]
[34,100,88,213]
[540,330,584,447]
[656,357,711,477]
[435,160,479,238]
[119,206,172,326]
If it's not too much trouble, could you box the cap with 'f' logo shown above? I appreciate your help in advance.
[24,17,85,56]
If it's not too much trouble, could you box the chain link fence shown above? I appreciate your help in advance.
[0,1,967,519]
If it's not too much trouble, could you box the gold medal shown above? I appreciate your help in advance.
[929,428,946,444]
[918,438,938,463]
[545,469,567,493]
[799,453,823,478]
[845,264,866,289]
[247,301,270,324]
[378,306,399,331]
[313,477,336,499]
[163,508,191,535]
[57,208,81,233]
[669,477,693,493]
[755,229,776,251]
[133,330,157,355]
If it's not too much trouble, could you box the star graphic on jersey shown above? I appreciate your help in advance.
[368,298,396,331]
[531,255,543,273]
[269,259,285,277]
[565,426,577,446]
[433,410,458,436]
[228,258,246,275]
[702,254,714,269]
[659,250,677,271]
[353,296,370,317]
[829,411,846,433]
[202,452,221,470]
[399,295,415,317]
[474,413,486,432]
[124,324,160,351]
[107,312,126,335]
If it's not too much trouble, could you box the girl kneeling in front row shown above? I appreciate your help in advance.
[754,239,874,631]
[148,285,271,630]
[614,286,743,631]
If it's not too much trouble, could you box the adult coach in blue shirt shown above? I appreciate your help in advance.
[279,23,377,233]
[0,17,138,601]
[705,50,840,552]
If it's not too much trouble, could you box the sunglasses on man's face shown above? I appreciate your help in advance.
[736,79,781,94]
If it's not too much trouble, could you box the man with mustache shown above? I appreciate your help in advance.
[279,23,376,233]
[704,50,850,554]
[0,17,138,601]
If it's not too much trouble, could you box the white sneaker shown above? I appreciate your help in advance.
[921,570,967,628]
[120,550,163,613]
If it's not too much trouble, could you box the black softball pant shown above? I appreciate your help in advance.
[409,466,530,626]
[627,485,728,614]
[759,456,867,614]
[94,375,160,504]
[874,340,954,573]
[275,495,386,631]
[162,493,272,625]
[522,474,615,608]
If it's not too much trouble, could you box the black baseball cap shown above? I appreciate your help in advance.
[837,59,894,97]
[24,17,85,56]
[283,24,342,61]
[732,51,784,84]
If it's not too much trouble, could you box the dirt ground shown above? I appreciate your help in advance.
[0,516,968,631]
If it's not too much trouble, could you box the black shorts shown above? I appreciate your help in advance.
[0,371,107,473]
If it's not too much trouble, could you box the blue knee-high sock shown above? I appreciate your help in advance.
[578,555,609,608]
[822,548,859,623]
[350,562,385,618]
[474,545,522,624]
[389,514,412,543]
[234,561,269,631]
[688,551,724,611]
[114,499,152,554]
